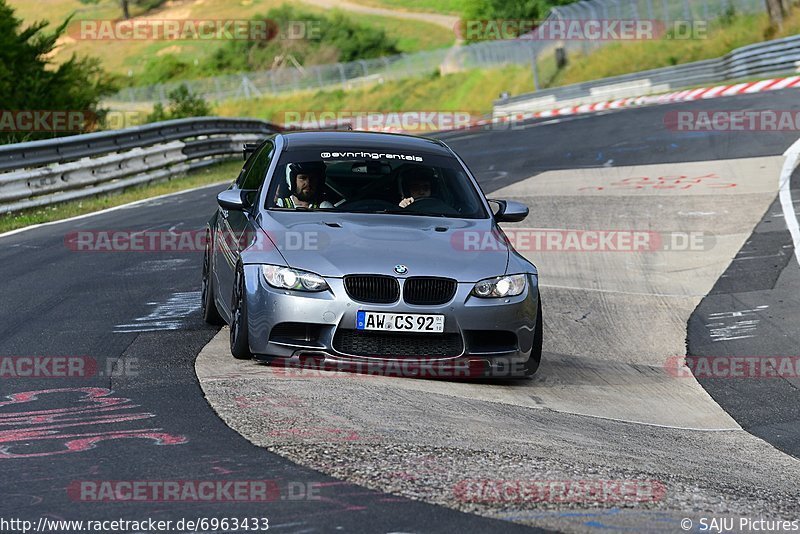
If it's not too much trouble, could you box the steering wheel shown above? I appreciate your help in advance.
[337,198,396,211]
[403,196,459,216]
[405,197,439,207]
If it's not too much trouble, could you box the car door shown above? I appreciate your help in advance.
[214,140,275,313]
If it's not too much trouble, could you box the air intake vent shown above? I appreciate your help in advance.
[333,330,463,357]
[344,275,400,304]
[403,277,457,305]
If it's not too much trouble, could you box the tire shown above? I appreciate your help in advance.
[229,264,253,360]
[201,235,225,326]
[524,297,543,376]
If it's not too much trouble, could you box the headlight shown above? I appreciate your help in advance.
[471,274,526,298]
[262,265,329,292]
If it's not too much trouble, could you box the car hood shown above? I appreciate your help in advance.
[253,212,510,282]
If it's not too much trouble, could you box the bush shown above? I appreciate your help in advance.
[146,84,212,122]
[137,5,401,85]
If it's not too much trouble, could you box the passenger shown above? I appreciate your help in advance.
[398,165,435,208]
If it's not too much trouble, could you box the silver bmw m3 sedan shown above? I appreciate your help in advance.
[202,130,542,378]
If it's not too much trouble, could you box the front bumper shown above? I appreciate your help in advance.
[242,265,539,378]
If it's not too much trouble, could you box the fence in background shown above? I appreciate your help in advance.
[107,0,764,106]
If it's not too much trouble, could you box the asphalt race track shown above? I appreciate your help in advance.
[2,89,800,533]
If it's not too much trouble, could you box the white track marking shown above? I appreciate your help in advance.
[113,291,201,333]
[780,138,800,266]
[0,181,230,240]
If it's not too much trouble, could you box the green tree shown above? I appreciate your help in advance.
[208,5,400,74]
[0,0,116,143]
[146,84,212,123]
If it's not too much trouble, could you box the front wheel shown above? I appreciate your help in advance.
[524,297,543,376]
[201,236,225,325]
[229,265,253,360]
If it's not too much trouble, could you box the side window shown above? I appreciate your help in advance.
[237,141,274,190]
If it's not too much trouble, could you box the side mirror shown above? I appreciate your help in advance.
[217,189,247,211]
[490,199,528,223]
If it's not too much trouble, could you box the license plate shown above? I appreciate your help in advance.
[356,311,444,333]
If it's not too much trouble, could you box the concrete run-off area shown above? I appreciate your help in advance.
[197,155,800,532]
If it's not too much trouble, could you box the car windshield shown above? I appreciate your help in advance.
[265,149,488,219]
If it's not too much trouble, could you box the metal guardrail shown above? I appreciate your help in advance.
[494,34,800,117]
[0,117,279,213]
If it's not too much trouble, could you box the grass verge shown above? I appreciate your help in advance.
[216,65,535,119]
[551,11,800,87]
[0,160,240,234]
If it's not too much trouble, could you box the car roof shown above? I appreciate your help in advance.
[279,130,453,157]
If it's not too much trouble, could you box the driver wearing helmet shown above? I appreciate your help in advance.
[398,165,435,208]
[276,161,333,209]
